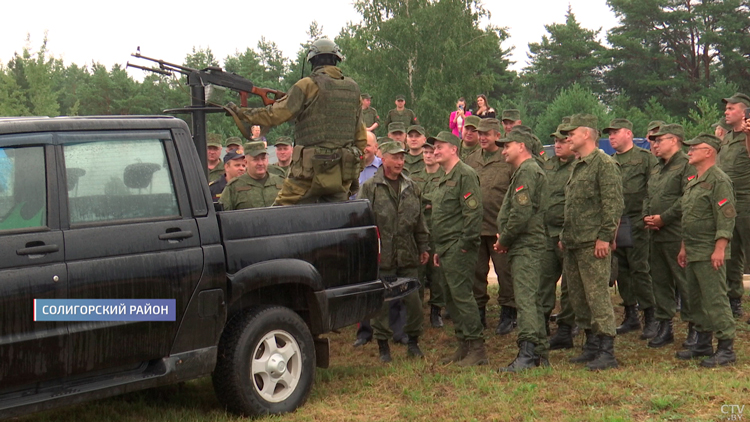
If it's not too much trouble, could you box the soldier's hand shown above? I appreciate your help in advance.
[557,241,564,251]
[419,252,430,265]
[594,239,610,259]
[711,250,725,270]
[433,254,440,267]
[677,244,687,268]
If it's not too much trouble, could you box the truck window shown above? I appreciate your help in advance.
[0,146,46,231]
[63,139,180,224]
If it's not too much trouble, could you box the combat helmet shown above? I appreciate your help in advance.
[307,38,345,64]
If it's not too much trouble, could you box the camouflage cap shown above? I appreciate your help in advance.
[388,122,406,133]
[426,131,461,147]
[223,151,245,164]
[648,123,685,141]
[395,94,406,101]
[647,120,666,132]
[274,136,293,147]
[712,117,732,131]
[207,141,222,149]
[477,118,502,133]
[225,137,243,148]
[407,125,426,135]
[464,115,481,129]
[361,93,371,100]
[721,92,750,107]
[377,136,391,145]
[559,113,598,134]
[501,109,521,122]
[602,118,634,134]
[684,133,722,153]
[495,128,535,150]
[561,116,572,125]
[379,141,407,155]
[550,124,567,139]
[207,133,223,147]
[243,141,268,157]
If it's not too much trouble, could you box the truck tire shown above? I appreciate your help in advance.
[212,305,315,416]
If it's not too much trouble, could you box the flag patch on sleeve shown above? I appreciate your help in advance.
[464,192,472,200]
[687,175,696,181]
[718,198,728,207]
[515,185,525,192]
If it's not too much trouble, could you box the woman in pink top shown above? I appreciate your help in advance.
[449,97,471,138]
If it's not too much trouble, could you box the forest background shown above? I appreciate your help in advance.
[1,0,748,144]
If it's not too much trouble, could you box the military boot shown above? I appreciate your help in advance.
[406,336,424,358]
[676,331,713,360]
[640,307,659,339]
[700,338,736,367]
[730,298,743,318]
[495,306,517,335]
[479,306,487,329]
[549,323,574,350]
[440,340,467,364]
[377,339,392,363]
[616,305,641,335]
[586,335,618,371]
[570,330,600,363]
[430,305,444,328]
[457,339,489,367]
[498,341,539,373]
[647,320,674,348]
[682,322,697,349]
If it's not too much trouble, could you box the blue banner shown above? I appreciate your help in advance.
[34,299,176,321]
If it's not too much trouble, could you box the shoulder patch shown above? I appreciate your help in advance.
[516,191,530,206]
[465,196,479,209]
[723,203,737,218]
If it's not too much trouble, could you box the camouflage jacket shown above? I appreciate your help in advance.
[562,148,624,249]
[541,155,575,238]
[497,158,546,252]
[357,167,429,269]
[718,129,750,214]
[404,152,425,175]
[464,147,513,236]
[208,160,224,183]
[643,150,695,242]
[268,164,290,178]
[427,161,482,255]
[219,173,284,210]
[383,108,418,128]
[612,146,657,218]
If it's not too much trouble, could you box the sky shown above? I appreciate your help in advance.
[1,0,620,76]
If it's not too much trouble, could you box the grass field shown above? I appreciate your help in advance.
[18,288,750,422]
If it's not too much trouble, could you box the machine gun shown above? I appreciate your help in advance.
[127,48,286,177]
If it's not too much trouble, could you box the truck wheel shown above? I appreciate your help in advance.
[212,305,315,416]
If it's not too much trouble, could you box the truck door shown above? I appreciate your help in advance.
[59,132,203,377]
[0,142,68,391]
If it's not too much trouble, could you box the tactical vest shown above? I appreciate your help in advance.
[294,70,361,148]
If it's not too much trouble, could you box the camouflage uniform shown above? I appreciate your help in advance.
[611,145,658,314]
[219,173,285,210]
[361,106,380,130]
[228,65,366,205]
[464,145,514,311]
[357,166,428,342]
[383,108,418,129]
[562,148,624,337]
[404,153,425,175]
[643,150,695,322]
[208,160,224,183]
[497,157,549,357]
[268,164,290,178]
[428,160,483,342]
[540,155,576,327]
[681,165,736,341]
[411,167,446,309]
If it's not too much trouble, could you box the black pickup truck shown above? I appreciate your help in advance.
[0,116,410,419]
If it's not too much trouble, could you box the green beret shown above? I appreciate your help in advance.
[647,120,666,132]
[464,115,481,129]
[274,136,293,147]
[648,123,685,141]
[225,137,243,147]
[477,118,502,133]
[559,113,598,134]
[602,118,634,135]
[426,131,461,147]
[388,122,406,133]
[243,141,268,157]
[684,133,722,152]
[407,125,426,136]
[721,92,750,107]
[379,141,407,155]
[501,109,521,122]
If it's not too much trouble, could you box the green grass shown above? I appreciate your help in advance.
[17,289,750,422]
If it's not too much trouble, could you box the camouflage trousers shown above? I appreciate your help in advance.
[438,244,483,341]
[726,215,750,299]
[651,240,692,322]
[563,246,617,337]
[686,261,735,340]
[372,267,424,341]
[509,248,549,357]
[474,235,513,308]
[273,175,352,205]
[539,236,575,326]
[613,219,655,310]
[274,146,356,205]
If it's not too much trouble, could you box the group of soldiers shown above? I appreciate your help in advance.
[204,37,749,371]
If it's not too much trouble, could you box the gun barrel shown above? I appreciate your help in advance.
[131,52,195,74]
[126,62,173,76]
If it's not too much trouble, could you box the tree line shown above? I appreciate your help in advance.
[1,0,748,143]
